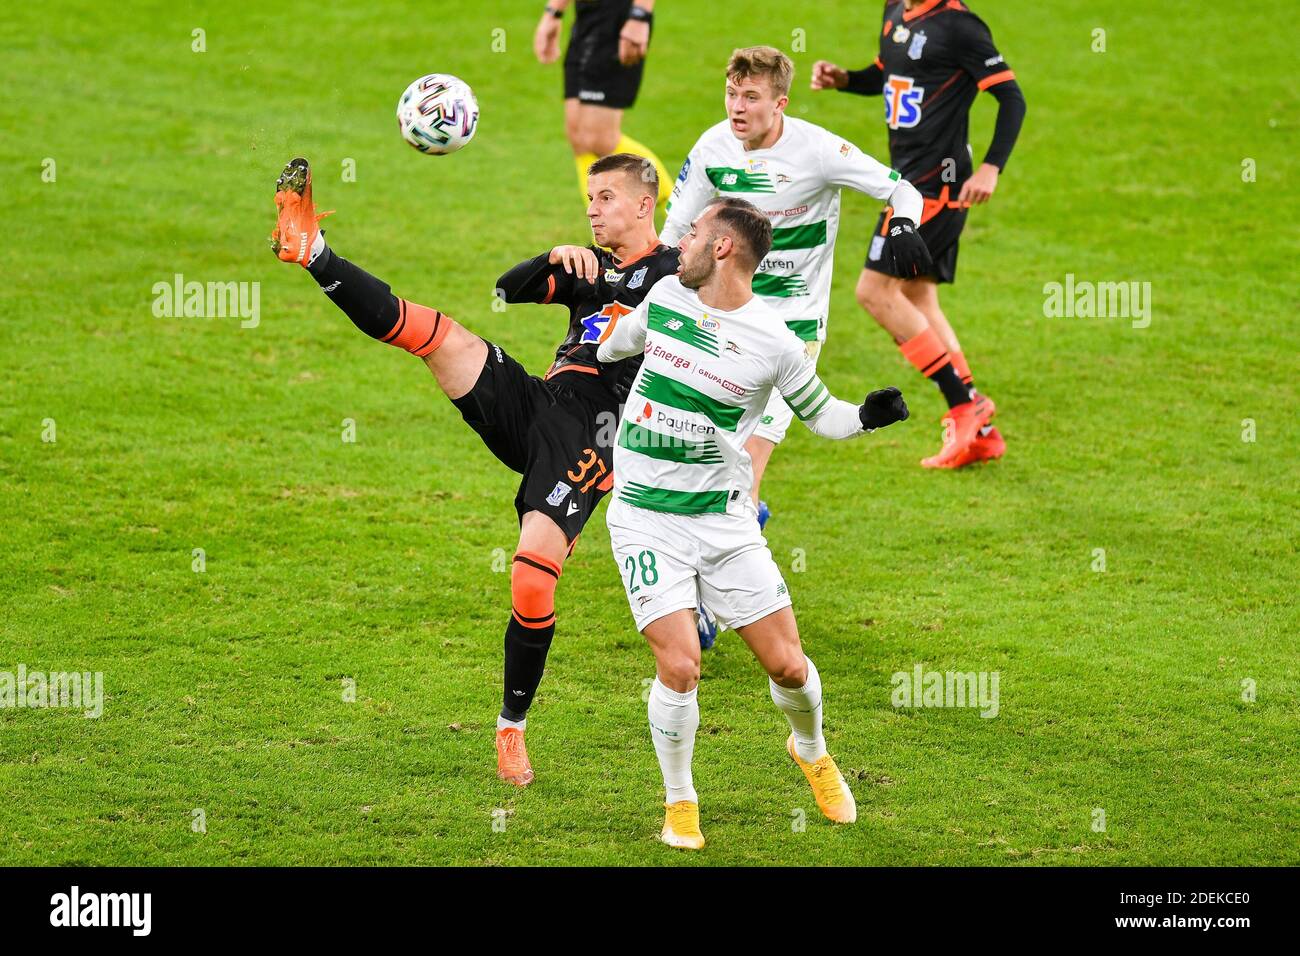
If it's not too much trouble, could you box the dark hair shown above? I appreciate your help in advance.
[587,152,659,200]
[705,197,773,267]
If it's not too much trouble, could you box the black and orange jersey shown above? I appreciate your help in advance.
[844,0,1020,193]
[496,242,680,402]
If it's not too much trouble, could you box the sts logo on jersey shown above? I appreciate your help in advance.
[884,75,925,130]
[578,301,633,343]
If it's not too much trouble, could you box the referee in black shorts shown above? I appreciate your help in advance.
[533,0,672,210]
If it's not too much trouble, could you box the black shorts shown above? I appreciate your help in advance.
[865,187,968,285]
[450,342,617,543]
[563,0,647,109]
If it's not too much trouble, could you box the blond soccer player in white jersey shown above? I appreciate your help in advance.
[596,197,911,849]
[660,46,933,511]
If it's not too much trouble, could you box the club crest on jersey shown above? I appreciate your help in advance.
[627,266,648,290]
[884,75,925,129]
[893,25,910,43]
[578,301,633,343]
[908,31,928,60]
[546,481,572,506]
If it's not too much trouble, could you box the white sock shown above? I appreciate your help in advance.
[648,678,699,805]
[769,656,826,763]
[307,230,327,266]
[497,715,525,732]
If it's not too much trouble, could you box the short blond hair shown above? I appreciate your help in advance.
[726,46,794,98]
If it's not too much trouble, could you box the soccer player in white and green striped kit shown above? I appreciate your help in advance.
[660,45,932,645]
[596,196,911,849]
[660,46,933,508]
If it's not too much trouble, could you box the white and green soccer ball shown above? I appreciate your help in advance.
[396,74,479,155]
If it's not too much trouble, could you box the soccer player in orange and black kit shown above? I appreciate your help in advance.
[269,153,679,786]
[812,0,1026,468]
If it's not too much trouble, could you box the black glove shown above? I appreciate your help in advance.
[859,386,909,431]
[886,218,934,278]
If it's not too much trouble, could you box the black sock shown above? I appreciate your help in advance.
[306,244,400,340]
[501,617,554,722]
[930,363,972,409]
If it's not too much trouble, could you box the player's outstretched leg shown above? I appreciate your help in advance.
[496,512,569,786]
[642,609,705,849]
[270,157,487,398]
[737,607,856,824]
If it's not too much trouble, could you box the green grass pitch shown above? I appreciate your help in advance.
[1,0,1296,865]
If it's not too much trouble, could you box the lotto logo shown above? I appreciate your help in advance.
[884,75,925,130]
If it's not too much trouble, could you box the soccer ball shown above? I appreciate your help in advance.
[396,74,479,155]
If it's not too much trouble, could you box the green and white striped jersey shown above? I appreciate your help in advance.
[661,115,921,343]
[596,275,868,516]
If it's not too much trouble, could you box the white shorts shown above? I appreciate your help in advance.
[606,497,792,632]
[752,341,822,445]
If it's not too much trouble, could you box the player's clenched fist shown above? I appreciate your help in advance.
[859,386,909,431]
[810,60,848,91]
[885,218,934,279]
[550,244,600,283]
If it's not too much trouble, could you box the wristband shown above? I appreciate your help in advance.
[545,5,564,18]
[627,5,653,23]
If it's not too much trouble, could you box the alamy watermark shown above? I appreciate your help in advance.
[1042,274,1150,329]
[50,886,150,936]
[891,664,999,718]
[0,665,103,718]
[152,273,260,328]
